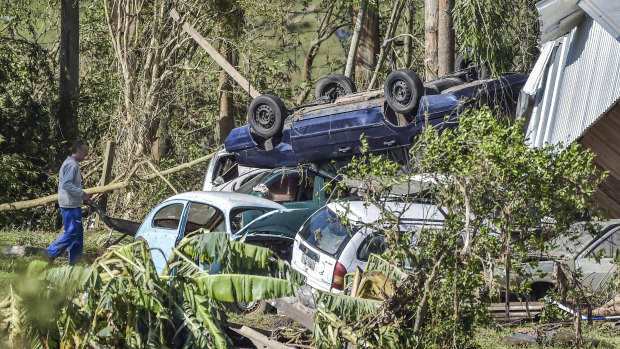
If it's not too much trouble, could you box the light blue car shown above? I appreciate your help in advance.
[134,191,306,275]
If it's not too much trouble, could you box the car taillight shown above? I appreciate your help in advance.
[332,263,347,290]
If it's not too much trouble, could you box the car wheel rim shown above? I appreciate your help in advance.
[324,83,346,100]
[391,80,411,106]
[236,301,261,313]
[254,104,275,131]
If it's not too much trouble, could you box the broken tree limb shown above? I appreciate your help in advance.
[169,8,260,99]
[147,160,178,194]
[228,325,294,349]
[0,153,214,212]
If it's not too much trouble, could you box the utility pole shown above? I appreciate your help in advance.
[58,0,79,143]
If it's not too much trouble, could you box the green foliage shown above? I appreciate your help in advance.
[0,232,301,348]
[453,0,539,75]
[0,1,59,226]
[314,108,603,348]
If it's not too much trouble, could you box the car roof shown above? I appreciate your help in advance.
[548,219,620,257]
[165,191,286,212]
[328,200,444,225]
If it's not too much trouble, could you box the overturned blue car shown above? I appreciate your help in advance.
[225,69,528,168]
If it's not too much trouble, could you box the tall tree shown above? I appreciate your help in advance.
[404,2,415,69]
[58,0,79,144]
[296,2,344,105]
[102,1,206,168]
[344,0,368,79]
[218,42,235,144]
[424,0,438,80]
[355,0,379,87]
[437,0,454,76]
[367,0,405,90]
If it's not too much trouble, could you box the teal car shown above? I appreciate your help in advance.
[133,191,308,275]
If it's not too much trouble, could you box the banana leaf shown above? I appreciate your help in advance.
[192,274,295,303]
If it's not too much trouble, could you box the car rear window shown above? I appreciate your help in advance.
[299,207,357,256]
[235,171,272,194]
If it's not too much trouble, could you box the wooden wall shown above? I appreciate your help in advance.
[578,99,620,218]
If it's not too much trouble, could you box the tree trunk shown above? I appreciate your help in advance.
[58,0,79,144]
[504,234,511,321]
[344,0,368,79]
[296,3,339,105]
[151,117,168,161]
[355,0,379,87]
[424,0,439,81]
[404,2,415,69]
[367,0,405,90]
[437,0,455,77]
[218,42,234,143]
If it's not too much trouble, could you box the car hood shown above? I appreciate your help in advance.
[231,208,306,240]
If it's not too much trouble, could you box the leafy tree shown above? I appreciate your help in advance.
[316,107,603,348]
[453,0,539,75]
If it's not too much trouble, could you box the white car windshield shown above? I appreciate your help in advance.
[299,207,358,255]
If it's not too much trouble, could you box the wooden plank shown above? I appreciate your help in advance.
[229,325,294,349]
[169,9,260,99]
[489,302,543,312]
[270,299,314,331]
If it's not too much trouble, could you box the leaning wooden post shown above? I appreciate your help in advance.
[95,141,115,226]
[169,8,260,99]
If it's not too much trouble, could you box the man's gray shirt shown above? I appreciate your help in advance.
[58,156,84,208]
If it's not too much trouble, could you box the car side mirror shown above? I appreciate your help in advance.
[214,176,225,186]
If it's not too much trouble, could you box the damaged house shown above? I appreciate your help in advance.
[518,0,620,216]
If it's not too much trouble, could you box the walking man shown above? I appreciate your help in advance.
[46,140,91,265]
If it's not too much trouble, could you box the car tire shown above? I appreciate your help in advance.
[384,69,423,114]
[248,94,287,139]
[228,300,269,316]
[455,52,489,80]
[314,74,356,101]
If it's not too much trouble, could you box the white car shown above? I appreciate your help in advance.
[291,200,445,293]
[499,220,620,298]
[202,148,265,192]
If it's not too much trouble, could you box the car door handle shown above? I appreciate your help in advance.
[338,146,351,153]
[383,140,396,146]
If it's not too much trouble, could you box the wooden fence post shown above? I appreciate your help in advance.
[96,141,115,225]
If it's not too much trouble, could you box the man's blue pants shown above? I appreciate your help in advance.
[46,207,83,265]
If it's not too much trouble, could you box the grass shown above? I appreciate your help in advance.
[474,322,620,348]
[0,228,133,298]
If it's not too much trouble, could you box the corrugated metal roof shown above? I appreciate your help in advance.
[537,0,584,43]
[579,0,620,41]
[519,16,620,148]
[536,0,620,43]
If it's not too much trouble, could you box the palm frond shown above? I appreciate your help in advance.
[365,254,407,279]
[192,274,295,303]
[174,232,305,284]
[39,265,100,295]
[317,291,381,321]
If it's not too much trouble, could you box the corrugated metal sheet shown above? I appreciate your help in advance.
[579,0,620,41]
[537,0,585,43]
[519,16,620,148]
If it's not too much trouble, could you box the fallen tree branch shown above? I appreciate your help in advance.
[0,153,214,212]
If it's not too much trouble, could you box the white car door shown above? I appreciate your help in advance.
[574,226,620,292]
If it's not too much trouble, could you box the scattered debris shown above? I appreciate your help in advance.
[504,324,613,347]
[0,245,45,258]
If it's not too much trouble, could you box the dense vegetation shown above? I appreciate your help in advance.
[4,1,616,348]
[0,0,539,227]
